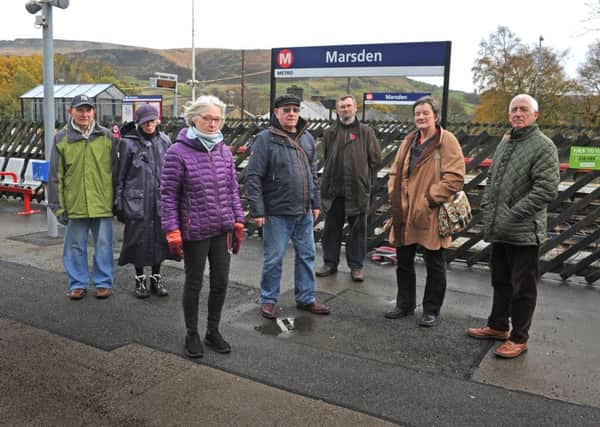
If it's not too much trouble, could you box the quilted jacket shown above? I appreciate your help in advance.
[481,124,560,246]
[160,128,244,242]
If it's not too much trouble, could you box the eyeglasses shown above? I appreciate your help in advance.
[281,107,300,114]
[199,115,223,124]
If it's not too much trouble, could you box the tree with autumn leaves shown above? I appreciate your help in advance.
[472,23,600,127]
[0,54,126,119]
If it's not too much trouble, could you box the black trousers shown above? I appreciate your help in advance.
[395,244,446,315]
[321,197,367,270]
[182,234,230,333]
[488,242,539,343]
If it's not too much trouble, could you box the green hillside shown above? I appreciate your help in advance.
[3,39,478,119]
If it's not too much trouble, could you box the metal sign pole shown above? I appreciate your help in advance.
[42,3,58,237]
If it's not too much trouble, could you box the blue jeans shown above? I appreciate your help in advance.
[63,217,114,290]
[260,214,316,305]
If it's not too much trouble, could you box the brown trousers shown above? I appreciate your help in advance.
[488,242,540,343]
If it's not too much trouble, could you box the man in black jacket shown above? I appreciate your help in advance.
[246,94,330,319]
[316,95,382,282]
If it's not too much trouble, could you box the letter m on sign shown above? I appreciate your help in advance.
[277,49,294,68]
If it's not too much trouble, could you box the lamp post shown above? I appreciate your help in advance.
[534,35,544,98]
[25,0,70,238]
[187,0,199,101]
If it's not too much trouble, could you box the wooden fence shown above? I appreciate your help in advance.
[1,119,599,285]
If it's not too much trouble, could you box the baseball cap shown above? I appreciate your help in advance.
[70,94,95,109]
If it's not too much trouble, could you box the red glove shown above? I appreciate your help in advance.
[232,222,244,255]
[166,229,183,261]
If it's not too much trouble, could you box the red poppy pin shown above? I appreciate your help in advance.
[349,133,357,141]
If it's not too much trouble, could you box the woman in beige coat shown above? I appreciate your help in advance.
[385,96,465,326]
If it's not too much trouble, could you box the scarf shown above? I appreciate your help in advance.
[186,126,223,152]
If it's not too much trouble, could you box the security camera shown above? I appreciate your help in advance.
[35,15,47,26]
[50,0,69,9]
[25,1,42,14]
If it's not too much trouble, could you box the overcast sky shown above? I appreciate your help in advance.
[2,0,599,93]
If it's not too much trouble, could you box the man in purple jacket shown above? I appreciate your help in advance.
[246,94,330,319]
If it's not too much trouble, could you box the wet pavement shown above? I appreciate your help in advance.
[1,200,600,426]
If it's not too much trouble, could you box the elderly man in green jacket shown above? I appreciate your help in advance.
[467,94,560,359]
[48,94,116,300]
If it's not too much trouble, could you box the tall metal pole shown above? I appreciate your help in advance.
[173,83,177,117]
[42,3,58,237]
[191,0,196,101]
[534,35,544,98]
[240,50,245,120]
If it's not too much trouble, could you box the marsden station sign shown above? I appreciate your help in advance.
[272,41,451,78]
[270,41,452,124]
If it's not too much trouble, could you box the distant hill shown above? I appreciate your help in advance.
[2,38,478,118]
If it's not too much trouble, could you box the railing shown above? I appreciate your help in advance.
[1,119,599,284]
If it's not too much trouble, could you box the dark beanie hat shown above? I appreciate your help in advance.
[274,94,301,108]
[135,104,159,124]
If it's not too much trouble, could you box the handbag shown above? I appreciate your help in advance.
[434,148,472,237]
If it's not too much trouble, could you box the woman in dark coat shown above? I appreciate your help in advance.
[114,104,173,298]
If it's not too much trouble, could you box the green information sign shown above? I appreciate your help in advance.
[569,146,600,170]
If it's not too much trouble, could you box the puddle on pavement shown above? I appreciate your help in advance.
[255,315,314,337]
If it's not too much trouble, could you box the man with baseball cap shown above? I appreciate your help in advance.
[246,94,330,319]
[48,94,117,300]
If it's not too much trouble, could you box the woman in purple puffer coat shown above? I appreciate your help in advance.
[160,95,244,358]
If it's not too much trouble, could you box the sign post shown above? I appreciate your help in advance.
[271,41,452,124]
[150,72,178,117]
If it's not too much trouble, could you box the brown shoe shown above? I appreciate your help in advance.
[296,300,330,315]
[68,288,87,300]
[315,264,337,277]
[350,269,364,282]
[494,340,528,359]
[95,288,112,299]
[466,326,510,340]
[261,303,276,319]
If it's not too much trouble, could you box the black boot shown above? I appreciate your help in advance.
[384,306,415,319]
[134,275,150,299]
[149,274,168,297]
[185,332,204,358]
[204,329,231,354]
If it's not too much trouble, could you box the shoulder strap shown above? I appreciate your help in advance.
[434,147,441,182]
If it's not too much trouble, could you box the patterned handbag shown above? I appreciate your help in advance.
[434,149,472,237]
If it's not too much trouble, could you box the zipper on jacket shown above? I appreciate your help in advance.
[208,150,224,233]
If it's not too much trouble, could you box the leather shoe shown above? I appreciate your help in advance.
[350,269,364,282]
[315,264,337,277]
[466,326,510,341]
[418,313,439,327]
[296,300,330,315]
[68,288,86,300]
[261,303,276,319]
[494,340,528,358]
[95,288,112,299]
[384,307,414,319]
